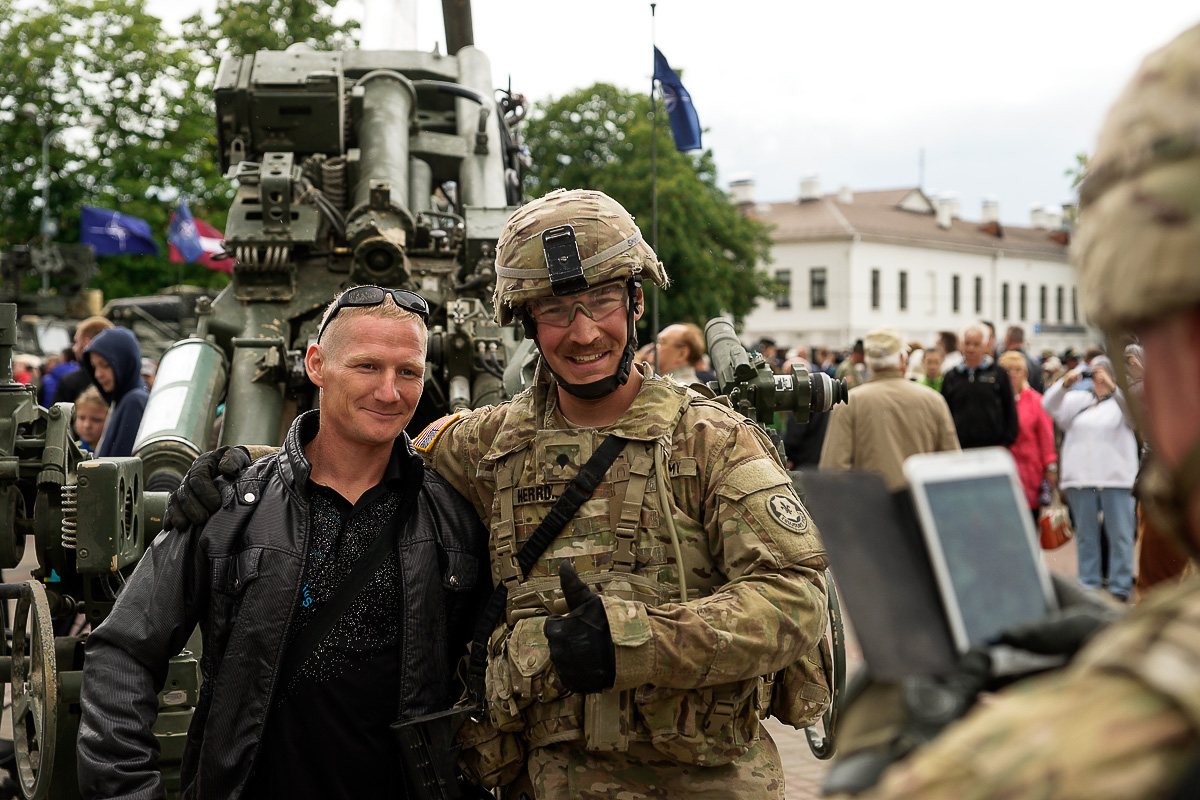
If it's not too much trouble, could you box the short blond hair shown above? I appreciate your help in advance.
[997,351,1027,372]
[74,385,109,413]
[318,289,429,354]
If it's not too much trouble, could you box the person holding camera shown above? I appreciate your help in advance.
[1042,355,1138,601]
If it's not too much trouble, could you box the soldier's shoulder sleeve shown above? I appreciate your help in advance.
[682,403,826,571]
[414,404,506,516]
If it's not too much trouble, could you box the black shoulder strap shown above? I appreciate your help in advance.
[467,434,628,703]
[279,482,417,688]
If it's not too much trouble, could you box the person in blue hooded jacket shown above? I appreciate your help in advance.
[82,326,149,458]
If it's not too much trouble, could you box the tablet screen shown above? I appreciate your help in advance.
[922,474,1051,646]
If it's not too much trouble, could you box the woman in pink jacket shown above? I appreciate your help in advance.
[998,351,1057,522]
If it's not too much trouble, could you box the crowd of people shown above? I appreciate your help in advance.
[640,316,1159,605]
[11,315,155,459]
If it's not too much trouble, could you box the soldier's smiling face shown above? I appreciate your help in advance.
[534,284,643,386]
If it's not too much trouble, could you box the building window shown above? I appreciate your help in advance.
[810,267,827,309]
[1019,284,1027,321]
[1072,287,1078,322]
[1039,285,1048,321]
[952,275,961,313]
[1001,282,1009,320]
[899,271,908,311]
[871,268,880,310]
[774,269,791,310]
[1056,286,1064,322]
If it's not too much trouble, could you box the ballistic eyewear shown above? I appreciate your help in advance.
[316,286,430,343]
[527,282,629,328]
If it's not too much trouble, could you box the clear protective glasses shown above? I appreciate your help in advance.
[316,285,430,343]
[526,282,628,328]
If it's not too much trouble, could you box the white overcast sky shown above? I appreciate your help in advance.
[149,0,1200,226]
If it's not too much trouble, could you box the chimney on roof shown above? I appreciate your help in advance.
[799,174,821,203]
[981,196,1000,224]
[1043,204,1064,230]
[837,185,854,204]
[936,200,952,229]
[1030,203,1046,230]
[729,177,755,206]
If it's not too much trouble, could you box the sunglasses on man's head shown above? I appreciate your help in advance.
[316,286,430,343]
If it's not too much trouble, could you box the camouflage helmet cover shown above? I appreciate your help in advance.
[1073,23,1200,331]
[493,188,668,325]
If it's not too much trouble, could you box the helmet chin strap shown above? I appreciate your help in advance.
[524,278,642,401]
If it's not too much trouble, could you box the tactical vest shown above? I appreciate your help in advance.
[473,376,769,771]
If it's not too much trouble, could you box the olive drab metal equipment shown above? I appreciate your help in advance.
[703,318,849,758]
[0,2,527,796]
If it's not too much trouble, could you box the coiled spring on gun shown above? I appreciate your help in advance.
[61,483,78,550]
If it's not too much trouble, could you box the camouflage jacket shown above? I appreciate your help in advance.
[847,575,1200,799]
[417,364,828,764]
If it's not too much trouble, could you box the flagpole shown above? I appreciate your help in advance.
[650,2,659,371]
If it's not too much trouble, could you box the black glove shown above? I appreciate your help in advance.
[544,561,616,694]
[824,651,993,796]
[162,446,253,532]
[997,574,1121,658]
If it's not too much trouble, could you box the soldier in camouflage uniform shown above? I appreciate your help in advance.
[415,189,829,798]
[826,24,1200,799]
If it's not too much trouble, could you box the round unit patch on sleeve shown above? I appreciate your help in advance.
[767,493,810,533]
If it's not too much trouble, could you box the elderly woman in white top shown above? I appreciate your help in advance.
[1042,355,1139,600]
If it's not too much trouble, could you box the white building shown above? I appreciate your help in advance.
[735,179,1098,355]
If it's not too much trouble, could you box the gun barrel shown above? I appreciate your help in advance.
[703,318,756,392]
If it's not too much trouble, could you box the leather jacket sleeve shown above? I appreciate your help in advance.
[77,526,209,800]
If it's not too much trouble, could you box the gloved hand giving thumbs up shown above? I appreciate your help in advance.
[544,561,616,694]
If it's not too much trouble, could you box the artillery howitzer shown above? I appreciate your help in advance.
[704,317,849,759]
[0,9,526,796]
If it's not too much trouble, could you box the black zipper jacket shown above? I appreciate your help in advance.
[77,411,490,800]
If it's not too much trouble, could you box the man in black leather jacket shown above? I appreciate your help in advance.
[77,289,490,800]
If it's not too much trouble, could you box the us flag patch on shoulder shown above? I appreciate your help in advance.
[414,413,461,453]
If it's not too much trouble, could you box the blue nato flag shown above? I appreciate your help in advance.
[168,200,206,263]
[80,206,160,257]
[653,47,702,152]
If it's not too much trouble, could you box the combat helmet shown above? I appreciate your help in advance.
[493,189,668,398]
[1073,23,1200,332]
[1073,22,1200,557]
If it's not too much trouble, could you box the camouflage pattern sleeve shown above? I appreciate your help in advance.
[606,409,829,691]
[842,670,1197,800]
[414,406,506,520]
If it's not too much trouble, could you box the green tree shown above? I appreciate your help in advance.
[522,83,774,329]
[0,0,232,299]
[0,0,359,302]
[181,0,357,61]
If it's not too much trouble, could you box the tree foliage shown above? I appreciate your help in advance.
[0,0,358,302]
[522,83,774,330]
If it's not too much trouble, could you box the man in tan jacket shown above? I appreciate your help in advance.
[819,327,960,490]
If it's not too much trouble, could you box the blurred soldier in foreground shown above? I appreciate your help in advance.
[419,189,828,797]
[825,24,1200,798]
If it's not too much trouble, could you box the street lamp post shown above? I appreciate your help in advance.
[21,104,63,295]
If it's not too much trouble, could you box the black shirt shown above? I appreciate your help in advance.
[248,431,407,799]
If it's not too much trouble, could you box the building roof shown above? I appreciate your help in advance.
[747,187,1070,261]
